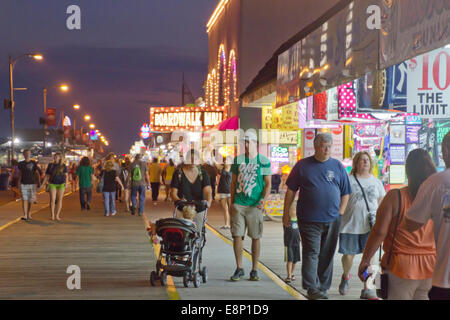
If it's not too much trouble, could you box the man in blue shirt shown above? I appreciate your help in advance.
[283,133,351,299]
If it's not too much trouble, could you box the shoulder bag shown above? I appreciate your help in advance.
[377,189,402,300]
[354,175,375,228]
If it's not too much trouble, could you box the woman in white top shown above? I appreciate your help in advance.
[338,151,386,299]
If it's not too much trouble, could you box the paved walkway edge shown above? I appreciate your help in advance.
[206,224,308,300]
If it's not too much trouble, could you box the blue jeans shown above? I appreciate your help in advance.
[131,185,146,215]
[79,187,92,209]
[103,191,116,214]
[298,216,341,292]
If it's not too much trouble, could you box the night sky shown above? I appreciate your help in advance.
[0,0,218,154]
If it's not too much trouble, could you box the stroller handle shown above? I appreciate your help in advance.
[173,200,209,218]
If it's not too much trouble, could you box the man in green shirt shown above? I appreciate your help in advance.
[230,131,272,281]
[76,157,95,210]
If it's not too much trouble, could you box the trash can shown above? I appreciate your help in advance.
[0,173,10,191]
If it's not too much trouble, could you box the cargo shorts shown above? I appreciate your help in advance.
[231,203,264,239]
[20,184,36,202]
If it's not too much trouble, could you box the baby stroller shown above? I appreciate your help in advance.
[150,200,208,288]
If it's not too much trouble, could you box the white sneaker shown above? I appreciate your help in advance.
[105,213,110,217]
[111,212,117,216]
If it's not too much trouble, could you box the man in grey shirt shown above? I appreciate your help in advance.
[128,154,150,216]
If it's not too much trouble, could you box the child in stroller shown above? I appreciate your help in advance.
[150,200,208,288]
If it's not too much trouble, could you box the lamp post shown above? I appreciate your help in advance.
[42,84,69,151]
[8,54,43,164]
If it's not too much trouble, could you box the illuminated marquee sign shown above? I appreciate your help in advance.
[140,123,150,139]
[150,106,226,132]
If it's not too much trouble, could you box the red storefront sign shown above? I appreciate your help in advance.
[46,108,56,126]
[313,92,328,120]
[63,126,72,138]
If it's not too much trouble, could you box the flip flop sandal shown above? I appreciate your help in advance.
[291,275,296,280]
[285,277,291,283]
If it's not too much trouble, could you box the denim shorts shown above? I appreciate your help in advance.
[338,232,370,255]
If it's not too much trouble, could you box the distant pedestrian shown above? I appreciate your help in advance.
[128,154,150,216]
[100,160,124,216]
[119,157,132,211]
[68,163,77,193]
[42,152,68,221]
[76,157,95,211]
[149,158,162,203]
[17,149,42,220]
[230,132,272,282]
[203,161,218,200]
[337,151,386,299]
[271,169,282,194]
[283,133,351,300]
[217,161,232,229]
[162,159,175,201]
[171,149,212,233]
[405,132,450,300]
[358,149,437,300]
[9,159,20,199]
[284,202,300,283]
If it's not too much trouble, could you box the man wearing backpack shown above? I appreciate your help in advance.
[128,154,150,216]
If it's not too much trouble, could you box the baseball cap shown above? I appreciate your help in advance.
[243,131,258,142]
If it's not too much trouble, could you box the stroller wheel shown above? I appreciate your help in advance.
[201,267,208,283]
[183,273,189,288]
[193,272,201,288]
[160,272,168,286]
[150,271,157,286]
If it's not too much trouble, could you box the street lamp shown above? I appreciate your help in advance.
[84,115,91,121]
[73,104,80,110]
[42,83,70,150]
[8,53,43,164]
[89,124,95,129]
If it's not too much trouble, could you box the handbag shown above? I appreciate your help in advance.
[377,189,402,300]
[96,173,104,193]
[354,175,375,228]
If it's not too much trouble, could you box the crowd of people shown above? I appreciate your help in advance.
[5,130,449,300]
[282,132,450,301]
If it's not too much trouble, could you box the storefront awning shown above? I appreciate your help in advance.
[217,116,239,131]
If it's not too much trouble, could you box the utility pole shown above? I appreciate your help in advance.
[9,56,15,165]
[182,72,185,106]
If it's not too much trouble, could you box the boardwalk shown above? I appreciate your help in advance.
[0,191,303,300]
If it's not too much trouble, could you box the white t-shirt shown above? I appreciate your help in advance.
[406,169,450,289]
[340,175,386,234]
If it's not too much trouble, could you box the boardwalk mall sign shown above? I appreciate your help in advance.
[149,106,226,132]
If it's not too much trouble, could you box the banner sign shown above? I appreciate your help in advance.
[276,0,378,104]
[406,125,421,144]
[313,92,327,120]
[407,47,450,118]
[276,41,301,108]
[271,146,290,162]
[46,108,56,126]
[380,0,450,69]
[303,129,316,158]
[63,126,72,139]
[262,105,273,130]
[390,124,406,144]
[149,106,226,132]
[390,144,406,165]
[331,126,344,160]
[281,103,300,131]
[390,164,406,185]
[326,87,339,121]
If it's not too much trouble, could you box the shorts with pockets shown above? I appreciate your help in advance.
[231,203,263,239]
[20,184,36,202]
